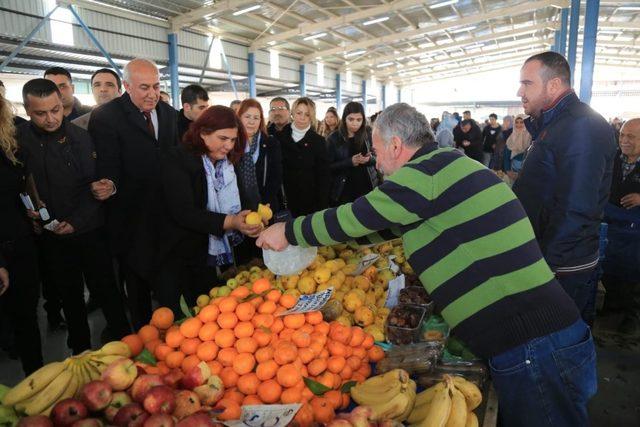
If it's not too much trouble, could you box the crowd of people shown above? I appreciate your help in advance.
[0,50,638,426]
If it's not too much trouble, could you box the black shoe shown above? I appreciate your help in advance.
[618,316,639,336]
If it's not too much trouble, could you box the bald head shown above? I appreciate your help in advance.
[123,58,160,112]
[620,118,640,161]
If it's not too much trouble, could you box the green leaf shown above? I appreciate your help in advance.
[340,380,357,393]
[303,377,331,396]
[135,349,157,366]
[240,289,271,303]
[180,294,193,318]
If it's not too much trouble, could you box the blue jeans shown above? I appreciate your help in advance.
[489,320,597,427]
[557,269,599,326]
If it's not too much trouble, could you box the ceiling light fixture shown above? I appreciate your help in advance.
[304,32,327,41]
[344,49,366,57]
[430,0,459,9]
[232,5,261,16]
[376,61,394,68]
[450,26,476,33]
[363,16,390,26]
[618,6,640,11]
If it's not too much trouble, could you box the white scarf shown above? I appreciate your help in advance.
[506,128,533,159]
[292,124,311,142]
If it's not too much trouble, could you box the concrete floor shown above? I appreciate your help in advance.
[1,303,639,426]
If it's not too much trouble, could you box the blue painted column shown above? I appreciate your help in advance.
[299,64,306,97]
[361,79,367,112]
[580,0,600,104]
[559,8,569,57]
[553,31,560,52]
[381,84,387,109]
[168,33,180,108]
[567,0,580,85]
[397,87,401,103]
[248,52,256,98]
[335,73,342,112]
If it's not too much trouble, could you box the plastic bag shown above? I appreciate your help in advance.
[262,245,318,276]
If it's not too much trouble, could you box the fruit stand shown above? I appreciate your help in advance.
[0,240,498,427]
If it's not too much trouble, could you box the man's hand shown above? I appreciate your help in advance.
[256,222,289,251]
[53,221,75,235]
[462,140,470,147]
[26,209,41,220]
[91,179,115,201]
[621,193,640,209]
[0,267,9,297]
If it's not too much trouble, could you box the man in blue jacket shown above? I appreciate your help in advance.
[512,52,617,325]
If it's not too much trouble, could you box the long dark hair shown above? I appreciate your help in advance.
[183,105,246,164]
[339,101,368,150]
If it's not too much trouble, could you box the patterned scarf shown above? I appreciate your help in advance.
[236,133,261,211]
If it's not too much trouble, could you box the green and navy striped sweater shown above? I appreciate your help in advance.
[285,145,579,358]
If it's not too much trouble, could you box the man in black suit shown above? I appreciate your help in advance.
[88,59,178,329]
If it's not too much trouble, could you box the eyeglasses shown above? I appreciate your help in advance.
[270,106,288,111]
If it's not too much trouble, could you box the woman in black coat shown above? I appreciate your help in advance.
[157,106,263,313]
[326,101,379,206]
[275,97,330,217]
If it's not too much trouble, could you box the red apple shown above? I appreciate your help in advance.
[142,414,175,427]
[17,416,53,427]
[70,419,104,427]
[179,362,210,390]
[78,380,113,412]
[131,375,164,403]
[113,403,149,427]
[192,376,224,406]
[104,391,133,422]
[101,358,138,391]
[161,370,183,388]
[142,386,175,415]
[175,413,214,427]
[172,391,201,420]
[51,398,89,427]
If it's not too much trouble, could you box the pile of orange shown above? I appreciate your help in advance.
[121,278,386,424]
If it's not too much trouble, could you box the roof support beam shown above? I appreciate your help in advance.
[300,0,569,63]
[597,21,640,31]
[170,0,255,31]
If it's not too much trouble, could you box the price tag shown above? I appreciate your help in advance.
[388,255,400,274]
[222,404,301,427]
[278,288,333,316]
[385,274,405,308]
[349,253,380,276]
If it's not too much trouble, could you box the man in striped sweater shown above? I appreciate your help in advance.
[257,103,596,426]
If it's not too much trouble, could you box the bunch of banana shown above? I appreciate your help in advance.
[407,375,482,427]
[350,369,417,422]
[0,341,130,416]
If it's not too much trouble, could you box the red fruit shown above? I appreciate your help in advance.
[78,380,113,412]
[16,416,53,427]
[131,375,164,403]
[113,403,149,427]
[143,386,176,415]
[50,398,88,427]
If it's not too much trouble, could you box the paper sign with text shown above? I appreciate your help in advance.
[348,253,380,276]
[222,404,302,427]
[385,274,405,308]
[278,288,333,315]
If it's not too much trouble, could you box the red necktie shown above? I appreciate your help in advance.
[142,111,155,138]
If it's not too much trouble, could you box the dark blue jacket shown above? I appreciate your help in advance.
[512,91,617,273]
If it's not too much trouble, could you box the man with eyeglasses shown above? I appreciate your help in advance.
[267,97,290,136]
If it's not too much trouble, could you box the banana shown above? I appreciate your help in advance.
[394,379,417,422]
[370,386,415,421]
[41,372,80,417]
[98,341,131,357]
[2,361,67,406]
[415,382,446,407]
[89,354,125,374]
[465,412,478,427]
[445,385,467,427]
[408,401,432,424]
[452,377,482,411]
[358,369,409,389]
[83,360,102,381]
[22,369,73,415]
[351,369,410,407]
[417,377,452,427]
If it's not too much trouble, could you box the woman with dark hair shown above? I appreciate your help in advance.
[157,106,263,312]
[318,107,339,138]
[326,101,379,206]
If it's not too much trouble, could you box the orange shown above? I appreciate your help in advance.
[215,398,242,421]
[276,364,302,388]
[181,354,201,373]
[298,347,315,364]
[319,348,330,359]
[154,344,173,361]
[314,321,331,335]
[324,390,343,410]
[235,302,256,321]
[327,356,346,374]
[327,340,346,357]
[198,322,220,341]
[196,341,219,362]
[180,337,202,355]
[281,386,303,404]
[283,314,305,329]
[235,337,258,354]
[207,360,223,375]
[257,379,282,404]
[215,329,237,349]
[356,363,371,378]
[165,328,185,349]
[258,300,277,314]
[310,396,335,424]
[220,366,239,388]
[293,403,314,427]
[233,353,256,375]
[156,361,169,375]
[253,329,273,347]
[138,325,159,343]
[242,395,262,405]
[197,305,220,323]
[273,342,297,365]
[252,314,274,328]
[305,311,322,325]
[265,289,282,303]
[249,296,264,309]
[328,323,351,344]
[361,333,374,349]
[252,278,271,294]
[223,388,245,405]
[346,356,362,371]
[218,296,238,313]
[271,317,284,334]
[217,312,239,329]
[279,328,295,342]
[234,321,254,339]
[231,286,251,298]
[274,306,287,316]
[348,327,365,347]
[165,351,185,369]
[307,358,327,376]
[341,393,350,409]
[256,359,279,381]
[309,341,324,357]
[121,334,143,357]
[368,345,385,362]
[144,338,161,354]
[292,330,311,348]
[279,294,297,309]
[151,307,174,330]
[236,373,260,395]
[255,346,274,363]
[339,365,353,380]
[218,347,239,367]
[179,318,203,339]
[352,347,367,360]
[300,323,314,334]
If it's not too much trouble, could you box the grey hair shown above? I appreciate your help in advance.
[122,58,159,83]
[373,103,434,148]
